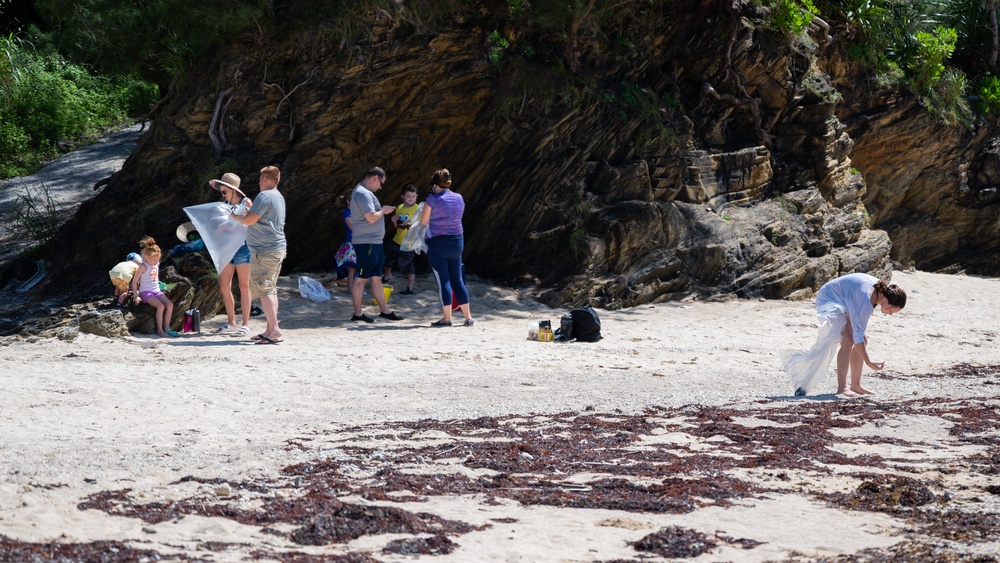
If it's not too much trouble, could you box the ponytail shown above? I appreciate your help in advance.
[138,236,161,259]
[875,280,907,309]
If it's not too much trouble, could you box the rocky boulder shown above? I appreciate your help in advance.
[79,309,130,338]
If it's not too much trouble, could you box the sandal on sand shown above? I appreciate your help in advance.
[216,323,235,333]
[251,333,265,341]
[233,326,251,337]
[431,319,453,327]
[166,329,180,337]
[255,336,282,345]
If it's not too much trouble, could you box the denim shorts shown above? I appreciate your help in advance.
[231,242,251,266]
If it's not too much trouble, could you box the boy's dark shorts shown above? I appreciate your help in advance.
[354,243,385,279]
[386,240,416,275]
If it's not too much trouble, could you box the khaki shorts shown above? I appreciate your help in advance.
[250,249,286,298]
[111,277,130,293]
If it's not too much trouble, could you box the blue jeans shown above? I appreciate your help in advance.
[427,235,468,306]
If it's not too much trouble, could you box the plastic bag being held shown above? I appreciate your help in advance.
[298,276,330,303]
[400,203,428,254]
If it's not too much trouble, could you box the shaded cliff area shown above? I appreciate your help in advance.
[4,1,999,316]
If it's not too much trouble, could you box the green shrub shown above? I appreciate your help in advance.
[977,75,1000,116]
[909,26,957,94]
[772,0,819,35]
[925,67,972,128]
[0,35,158,179]
[489,29,510,67]
[0,119,31,177]
[3,183,62,243]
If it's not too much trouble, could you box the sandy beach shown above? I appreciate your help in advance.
[1,268,1000,561]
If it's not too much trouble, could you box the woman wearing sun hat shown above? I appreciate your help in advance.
[208,172,254,336]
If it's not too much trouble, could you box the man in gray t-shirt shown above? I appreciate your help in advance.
[246,188,286,251]
[348,166,404,323]
[231,165,286,343]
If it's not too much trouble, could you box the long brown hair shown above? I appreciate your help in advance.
[874,280,906,308]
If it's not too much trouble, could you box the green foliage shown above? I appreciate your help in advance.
[3,183,61,243]
[976,75,1000,116]
[34,0,272,85]
[817,0,979,124]
[506,0,528,18]
[909,26,957,93]
[935,0,992,73]
[925,67,973,128]
[830,0,890,37]
[489,29,510,67]
[873,61,905,90]
[771,0,819,35]
[0,34,158,178]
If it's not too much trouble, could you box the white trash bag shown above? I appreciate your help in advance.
[400,204,428,254]
[183,202,248,274]
[298,276,330,302]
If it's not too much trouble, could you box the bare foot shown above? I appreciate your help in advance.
[851,386,876,395]
[837,388,860,397]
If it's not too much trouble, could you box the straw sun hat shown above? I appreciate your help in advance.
[208,172,246,198]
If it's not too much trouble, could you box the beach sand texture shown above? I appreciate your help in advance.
[2,269,1000,561]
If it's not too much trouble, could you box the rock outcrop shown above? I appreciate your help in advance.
[6,2,998,317]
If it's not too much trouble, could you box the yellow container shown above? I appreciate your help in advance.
[373,285,392,306]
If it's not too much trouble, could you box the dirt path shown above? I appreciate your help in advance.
[0,124,144,267]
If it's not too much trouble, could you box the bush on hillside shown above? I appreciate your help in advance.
[0,35,157,179]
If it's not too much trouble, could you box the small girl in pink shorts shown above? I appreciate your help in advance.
[131,236,178,338]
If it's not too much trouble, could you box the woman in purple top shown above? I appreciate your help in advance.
[419,168,474,327]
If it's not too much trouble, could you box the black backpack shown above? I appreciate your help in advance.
[570,306,602,342]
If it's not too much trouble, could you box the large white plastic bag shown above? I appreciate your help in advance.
[400,204,428,254]
[298,276,330,302]
[779,302,847,394]
[183,202,248,274]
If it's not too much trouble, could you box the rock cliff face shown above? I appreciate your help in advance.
[13,1,1000,319]
[825,49,1000,275]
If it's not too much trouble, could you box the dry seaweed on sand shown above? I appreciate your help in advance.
[630,525,718,558]
[67,387,1000,557]
[0,534,178,563]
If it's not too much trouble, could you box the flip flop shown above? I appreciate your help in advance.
[251,333,266,341]
[254,336,282,345]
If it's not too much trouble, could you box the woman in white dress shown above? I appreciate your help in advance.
[781,273,906,397]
